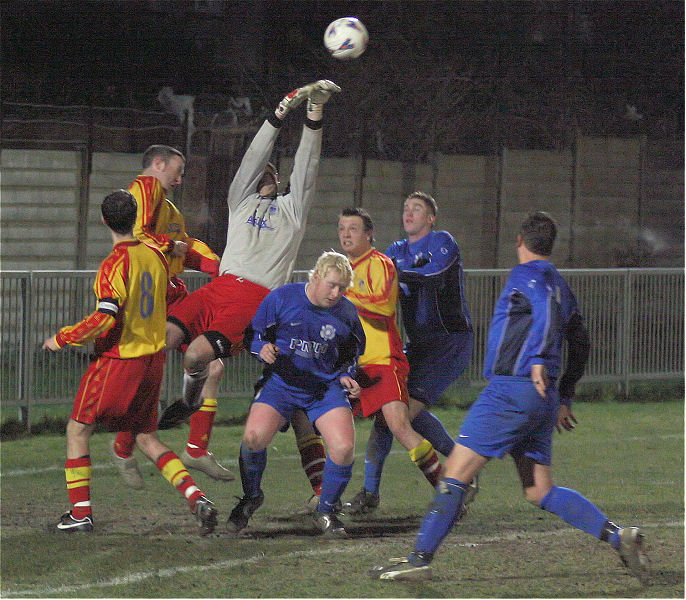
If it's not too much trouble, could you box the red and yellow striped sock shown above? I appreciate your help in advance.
[186,398,217,457]
[113,431,135,458]
[296,432,326,495]
[156,450,204,510]
[409,439,442,488]
[65,457,92,519]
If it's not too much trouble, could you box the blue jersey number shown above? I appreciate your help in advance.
[139,271,154,318]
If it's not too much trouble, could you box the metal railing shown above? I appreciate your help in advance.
[1,268,683,428]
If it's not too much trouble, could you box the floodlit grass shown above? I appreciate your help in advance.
[1,402,683,598]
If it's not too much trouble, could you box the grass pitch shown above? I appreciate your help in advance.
[1,401,683,598]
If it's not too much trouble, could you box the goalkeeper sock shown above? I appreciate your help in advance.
[540,486,613,543]
[113,431,135,458]
[239,444,267,498]
[411,410,455,457]
[186,398,217,456]
[65,456,92,519]
[362,422,393,495]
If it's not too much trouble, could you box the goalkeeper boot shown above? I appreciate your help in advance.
[342,488,379,515]
[193,495,218,536]
[110,440,144,489]
[617,527,649,584]
[55,511,94,533]
[370,552,433,581]
[158,399,195,430]
[227,490,264,534]
[313,511,347,538]
[181,449,235,482]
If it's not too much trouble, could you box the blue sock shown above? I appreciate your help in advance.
[318,457,353,513]
[238,444,267,498]
[540,486,620,547]
[363,423,393,495]
[411,410,456,457]
[414,477,469,556]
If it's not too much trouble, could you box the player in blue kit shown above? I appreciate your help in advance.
[372,211,648,583]
[345,191,476,514]
[227,251,365,537]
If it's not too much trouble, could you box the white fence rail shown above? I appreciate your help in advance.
[1,268,683,427]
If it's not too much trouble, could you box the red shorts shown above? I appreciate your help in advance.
[167,273,270,357]
[71,352,165,433]
[167,275,189,311]
[353,362,410,417]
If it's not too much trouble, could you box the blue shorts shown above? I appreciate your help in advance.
[253,375,352,425]
[457,376,559,465]
[406,331,473,405]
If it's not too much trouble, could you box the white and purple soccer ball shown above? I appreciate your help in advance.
[324,17,368,60]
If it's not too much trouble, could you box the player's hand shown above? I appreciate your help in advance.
[530,364,548,399]
[259,343,279,364]
[169,240,188,258]
[42,337,60,351]
[340,375,361,398]
[556,404,578,433]
[307,80,341,119]
[275,84,312,119]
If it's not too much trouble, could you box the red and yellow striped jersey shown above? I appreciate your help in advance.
[128,175,219,278]
[55,241,168,358]
[346,248,408,367]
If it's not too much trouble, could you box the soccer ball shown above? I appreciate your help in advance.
[324,17,368,60]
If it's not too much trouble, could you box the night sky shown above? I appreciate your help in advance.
[2,1,684,156]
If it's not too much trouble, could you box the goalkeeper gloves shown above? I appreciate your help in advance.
[275,80,341,120]
[306,80,341,119]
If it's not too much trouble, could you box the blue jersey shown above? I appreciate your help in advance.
[249,282,365,394]
[386,230,471,341]
[483,260,589,393]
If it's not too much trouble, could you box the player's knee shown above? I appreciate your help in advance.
[328,439,355,464]
[242,429,269,452]
[184,345,212,373]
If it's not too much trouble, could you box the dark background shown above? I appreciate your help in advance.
[3,0,684,160]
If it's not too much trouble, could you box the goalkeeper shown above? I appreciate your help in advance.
[156,80,341,481]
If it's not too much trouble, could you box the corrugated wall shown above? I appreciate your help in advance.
[1,137,683,272]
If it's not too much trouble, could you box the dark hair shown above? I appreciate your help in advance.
[519,211,557,256]
[142,144,185,169]
[339,206,374,244]
[101,189,137,234]
[406,191,437,217]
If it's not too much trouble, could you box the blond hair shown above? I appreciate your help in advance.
[308,250,353,288]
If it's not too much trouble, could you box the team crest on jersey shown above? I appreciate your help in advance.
[167,223,182,234]
[246,204,278,230]
[357,279,365,290]
[320,324,336,340]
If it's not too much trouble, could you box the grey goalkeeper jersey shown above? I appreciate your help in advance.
[218,118,322,290]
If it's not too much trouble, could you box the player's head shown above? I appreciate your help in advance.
[141,144,185,191]
[338,206,374,258]
[403,191,437,238]
[307,251,353,308]
[519,211,557,256]
[101,190,137,235]
[257,161,280,197]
